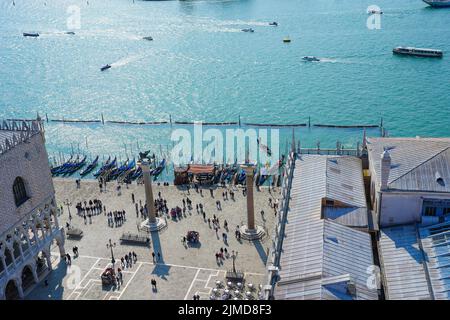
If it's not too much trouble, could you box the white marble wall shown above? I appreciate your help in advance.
[0,132,55,235]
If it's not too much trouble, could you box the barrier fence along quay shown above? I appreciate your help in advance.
[11,113,386,131]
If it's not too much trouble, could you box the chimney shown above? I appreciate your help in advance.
[380,149,391,190]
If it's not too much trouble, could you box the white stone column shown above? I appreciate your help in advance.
[140,161,156,224]
[1,255,8,276]
[7,246,17,270]
[31,262,39,284]
[56,234,66,257]
[137,160,166,232]
[16,278,24,299]
[52,207,60,229]
[239,164,265,240]
[44,248,52,271]
[17,240,24,261]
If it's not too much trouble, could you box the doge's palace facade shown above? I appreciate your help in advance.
[0,119,65,300]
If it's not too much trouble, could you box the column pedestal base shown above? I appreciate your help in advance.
[239,225,265,240]
[140,217,167,232]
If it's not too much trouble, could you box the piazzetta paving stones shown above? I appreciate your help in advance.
[27,178,278,300]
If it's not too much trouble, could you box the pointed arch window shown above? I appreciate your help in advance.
[13,177,28,207]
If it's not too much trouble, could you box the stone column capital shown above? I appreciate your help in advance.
[137,160,152,173]
[240,163,255,176]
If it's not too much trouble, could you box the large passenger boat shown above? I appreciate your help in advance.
[393,47,443,58]
[422,0,450,7]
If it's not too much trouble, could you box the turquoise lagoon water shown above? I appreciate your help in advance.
[1,0,449,177]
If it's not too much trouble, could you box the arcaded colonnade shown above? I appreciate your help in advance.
[0,196,65,300]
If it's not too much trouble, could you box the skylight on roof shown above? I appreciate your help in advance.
[325,236,339,244]
[342,184,354,191]
[330,167,341,174]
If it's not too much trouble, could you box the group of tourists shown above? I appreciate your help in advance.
[215,246,229,262]
[107,210,127,228]
[221,189,235,201]
[75,199,104,216]
[155,195,169,216]
[120,251,138,269]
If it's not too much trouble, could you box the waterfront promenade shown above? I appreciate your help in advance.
[27,179,277,300]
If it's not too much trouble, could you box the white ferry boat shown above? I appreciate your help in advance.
[393,47,443,58]
[422,0,450,7]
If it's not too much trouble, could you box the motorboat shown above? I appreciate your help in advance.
[269,22,278,26]
[302,56,320,62]
[283,37,291,43]
[241,28,254,33]
[100,64,112,71]
[367,9,383,14]
[393,47,443,58]
[23,32,39,37]
[422,0,450,7]
[143,36,153,41]
[65,31,76,35]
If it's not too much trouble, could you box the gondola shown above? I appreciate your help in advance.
[52,155,79,175]
[236,169,246,184]
[151,159,166,178]
[109,158,129,179]
[110,158,135,180]
[130,167,143,180]
[51,155,73,175]
[94,156,116,177]
[63,155,87,176]
[80,156,99,176]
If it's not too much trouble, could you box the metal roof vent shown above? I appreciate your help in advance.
[436,172,445,186]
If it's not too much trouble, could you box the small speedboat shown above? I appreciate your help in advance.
[269,22,278,26]
[100,64,111,71]
[283,37,291,43]
[65,31,76,35]
[23,32,39,37]
[302,56,320,62]
[242,28,254,33]
[143,36,153,41]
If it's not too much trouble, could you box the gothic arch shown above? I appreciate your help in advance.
[4,279,20,300]
[21,265,37,293]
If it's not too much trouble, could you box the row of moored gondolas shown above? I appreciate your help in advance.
[50,150,166,183]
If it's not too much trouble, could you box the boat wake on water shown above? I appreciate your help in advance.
[316,58,337,63]
[216,19,272,27]
[110,53,145,68]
